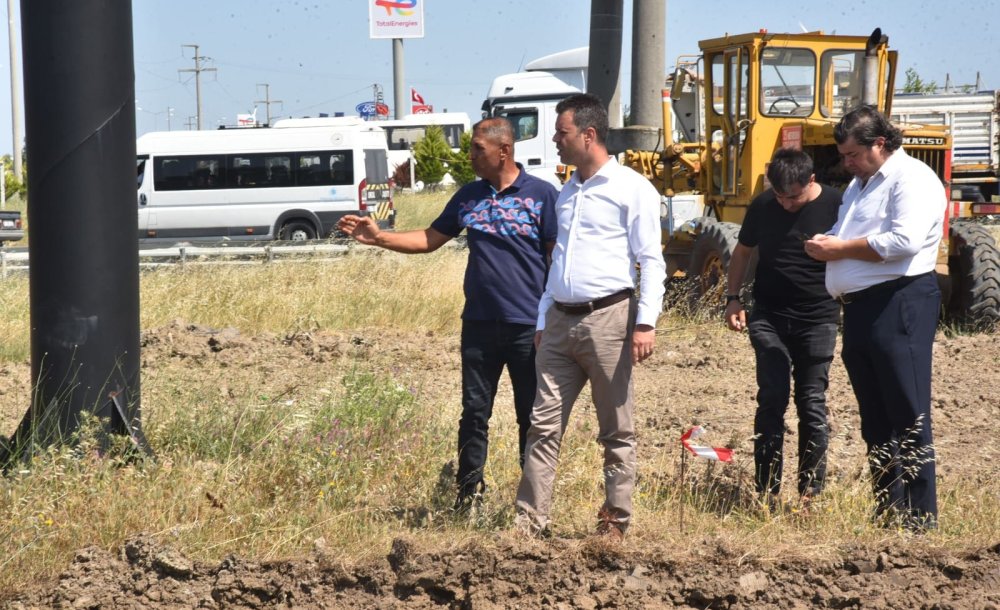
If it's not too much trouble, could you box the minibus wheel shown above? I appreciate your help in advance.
[279,220,316,242]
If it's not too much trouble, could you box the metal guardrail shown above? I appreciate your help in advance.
[0,242,354,277]
[0,237,467,278]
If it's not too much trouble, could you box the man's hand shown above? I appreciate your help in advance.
[803,234,841,261]
[632,324,656,365]
[534,330,543,350]
[725,300,746,332]
[806,234,884,262]
[337,215,380,246]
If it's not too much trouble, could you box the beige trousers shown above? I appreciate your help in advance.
[515,297,636,532]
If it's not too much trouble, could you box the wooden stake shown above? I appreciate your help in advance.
[679,445,687,534]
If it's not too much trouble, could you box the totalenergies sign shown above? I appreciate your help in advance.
[369,0,424,39]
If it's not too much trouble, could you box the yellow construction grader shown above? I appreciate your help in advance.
[622,28,1000,328]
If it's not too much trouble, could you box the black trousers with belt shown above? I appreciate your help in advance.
[840,272,940,527]
[457,320,537,499]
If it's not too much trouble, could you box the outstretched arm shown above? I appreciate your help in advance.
[337,215,451,253]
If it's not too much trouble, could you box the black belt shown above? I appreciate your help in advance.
[554,289,633,315]
[835,272,933,305]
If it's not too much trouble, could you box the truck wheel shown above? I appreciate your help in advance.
[687,221,742,311]
[947,220,1000,331]
[279,220,316,242]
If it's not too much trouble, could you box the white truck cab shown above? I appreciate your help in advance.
[482,47,588,187]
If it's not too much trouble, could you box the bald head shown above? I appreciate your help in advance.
[469,117,520,188]
[473,117,514,147]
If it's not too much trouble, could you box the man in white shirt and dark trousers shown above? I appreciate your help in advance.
[514,93,666,541]
[805,105,946,531]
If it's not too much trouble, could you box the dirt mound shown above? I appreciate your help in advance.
[5,323,1000,608]
[7,534,1000,609]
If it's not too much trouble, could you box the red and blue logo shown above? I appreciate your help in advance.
[374,0,417,16]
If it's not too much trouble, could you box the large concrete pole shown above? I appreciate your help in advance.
[587,0,624,127]
[606,0,667,154]
[630,0,666,128]
[393,38,405,119]
[11,0,145,460]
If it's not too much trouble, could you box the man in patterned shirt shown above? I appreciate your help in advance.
[338,118,558,511]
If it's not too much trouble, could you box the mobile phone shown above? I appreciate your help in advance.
[792,229,811,242]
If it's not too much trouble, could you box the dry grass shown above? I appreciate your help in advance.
[393,187,455,231]
[1,190,999,594]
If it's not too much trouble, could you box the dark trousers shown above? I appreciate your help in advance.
[457,320,538,497]
[748,313,837,497]
[841,273,940,526]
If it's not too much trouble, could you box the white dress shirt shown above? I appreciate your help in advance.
[826,148,946,298]
[538,157,666,329]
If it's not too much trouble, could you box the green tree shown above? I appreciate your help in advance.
[902,68,938,94]
[447,131,476,186]
[412,125,451,187]
[1,155,26,201]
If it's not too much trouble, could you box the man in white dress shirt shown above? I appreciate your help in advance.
[804,105,945,530]
[514,93,666,540]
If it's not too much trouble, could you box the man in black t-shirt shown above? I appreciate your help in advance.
[724,148,841,507]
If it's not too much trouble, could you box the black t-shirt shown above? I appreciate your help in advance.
[738,185,842,322]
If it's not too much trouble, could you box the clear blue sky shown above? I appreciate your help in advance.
[0,0,997,155]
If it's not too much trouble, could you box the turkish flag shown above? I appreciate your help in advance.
[411,88,425,105]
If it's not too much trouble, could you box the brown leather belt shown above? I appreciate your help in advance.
[835,272,932,305]
[554,289,633,315]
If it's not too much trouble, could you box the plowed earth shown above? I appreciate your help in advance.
[5,322,1000,609]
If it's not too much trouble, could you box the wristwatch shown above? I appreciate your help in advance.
[725,294,742,304]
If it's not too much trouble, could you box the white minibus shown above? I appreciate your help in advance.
[135,117,393,243]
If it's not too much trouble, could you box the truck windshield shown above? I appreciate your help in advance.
[497,108,539,142]
[760,47,815,117]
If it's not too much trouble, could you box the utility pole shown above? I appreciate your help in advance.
[184,116,196,130]
[11,0,147,462]
[630,0,666,128]
[7,0,23,180]
[254,83,282,126]
[392,39,405,119]
[178,44,215,130]
[166,106,174,131]
[587,0,624,127]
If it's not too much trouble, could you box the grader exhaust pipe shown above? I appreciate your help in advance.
[861,28,887,107]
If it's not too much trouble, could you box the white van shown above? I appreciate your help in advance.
[135,117,393,243]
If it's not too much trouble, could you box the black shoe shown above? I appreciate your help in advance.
[453,481,486,514]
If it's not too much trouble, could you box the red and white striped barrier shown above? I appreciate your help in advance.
[681,426,733,462]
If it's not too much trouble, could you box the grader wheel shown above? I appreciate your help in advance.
[687,221,742,312]
[947,220,1000,331]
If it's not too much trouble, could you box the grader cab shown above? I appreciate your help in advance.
[623,28,999,328]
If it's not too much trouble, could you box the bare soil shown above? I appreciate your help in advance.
[5,322,1000,609]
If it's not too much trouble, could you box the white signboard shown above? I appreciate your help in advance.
[369,0,424,39]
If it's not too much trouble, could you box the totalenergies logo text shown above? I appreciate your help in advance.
[375,0,417,16]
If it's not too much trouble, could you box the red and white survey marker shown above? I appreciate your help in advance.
[680,426,734,462]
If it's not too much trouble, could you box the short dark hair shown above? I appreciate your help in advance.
[833,104,903,152]
[766,148,814,193]
[555,93,609,144]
